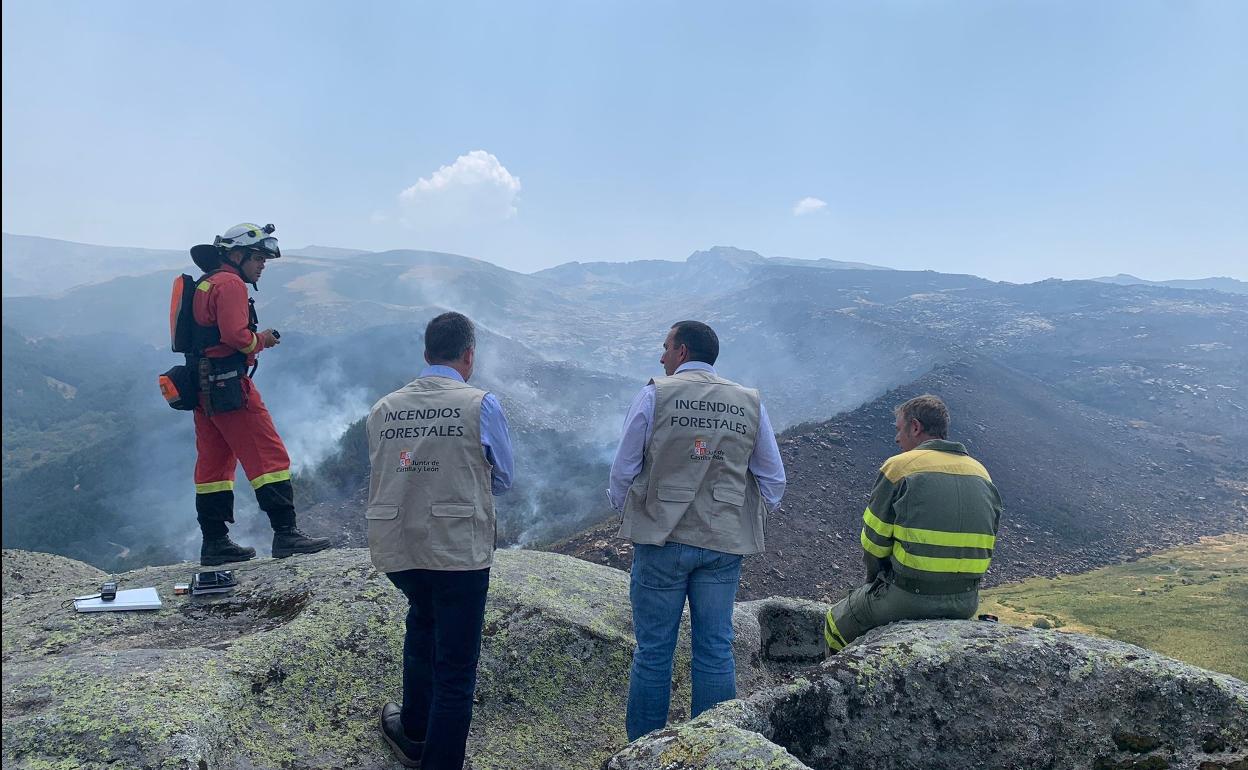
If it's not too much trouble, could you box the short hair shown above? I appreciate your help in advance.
[671,320,719,365]
[425,312,475,363]
[895,394,950,439]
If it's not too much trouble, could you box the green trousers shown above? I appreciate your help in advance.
[824,575,979,655]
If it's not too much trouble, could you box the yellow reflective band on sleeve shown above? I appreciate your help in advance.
[860,528,892,558]
[197,281,212,292]
[862,506,893,539]
[241,332,259,354]
[825,611,847,652]
[250,469,291,489]
[195,480,234,494]
[894,526,996,549]
[893,544,991,574]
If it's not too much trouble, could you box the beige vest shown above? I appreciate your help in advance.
[619,369,768,555]
[366,376,495,572]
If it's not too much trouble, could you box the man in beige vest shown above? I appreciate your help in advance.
[609,320,787,740]
[367,311,514,770]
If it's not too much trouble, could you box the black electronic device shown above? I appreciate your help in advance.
[272,330,281,340]
[100,582,118,601]
[191,570,238,596]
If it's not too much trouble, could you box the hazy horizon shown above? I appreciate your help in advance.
[4,229,1246,285]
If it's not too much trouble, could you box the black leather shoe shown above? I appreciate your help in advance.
[200,536,257,566]
[380,702,424,768]
[271,527,331,559]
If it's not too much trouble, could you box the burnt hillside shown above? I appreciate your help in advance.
[551,356,1248,601]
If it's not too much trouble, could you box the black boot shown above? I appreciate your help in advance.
[256,478,330,557]
[272,526,331,558]
[201,536,257,566]
[380,702,424,768]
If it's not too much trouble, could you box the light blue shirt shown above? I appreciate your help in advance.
[607,361,787,512]
[420,365,514,495]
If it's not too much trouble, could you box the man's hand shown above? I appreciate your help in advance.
[260,329,281,348]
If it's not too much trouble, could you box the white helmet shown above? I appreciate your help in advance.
[214,223,281,259]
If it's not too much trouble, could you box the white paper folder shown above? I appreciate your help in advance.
[74,586,163,612]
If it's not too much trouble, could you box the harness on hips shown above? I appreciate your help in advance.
[159,267,257,415]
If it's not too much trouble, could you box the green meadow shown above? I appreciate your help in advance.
[979,534,1248,680]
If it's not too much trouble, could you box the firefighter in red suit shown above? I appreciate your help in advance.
[192,223,330,566]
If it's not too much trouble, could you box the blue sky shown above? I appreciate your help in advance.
[3,1,1245,281]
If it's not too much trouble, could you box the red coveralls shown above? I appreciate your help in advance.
[192,264,295,534]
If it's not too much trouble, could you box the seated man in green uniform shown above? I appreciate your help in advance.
[825,394,1003,654]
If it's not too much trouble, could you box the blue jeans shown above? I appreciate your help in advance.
[626,542,743,741]
[387,567,490,770]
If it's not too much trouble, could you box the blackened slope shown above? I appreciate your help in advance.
[551,356,1248,601]
[758,356,1247,599]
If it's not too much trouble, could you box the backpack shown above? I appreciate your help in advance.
[158,266,255,414]
[159,273,205,411]
[169,273,199,354]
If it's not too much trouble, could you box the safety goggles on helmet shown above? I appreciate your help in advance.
[246,237,281,259]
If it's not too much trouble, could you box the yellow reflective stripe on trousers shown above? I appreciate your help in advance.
[893,543,990,574]
[824,611,847,651]
[250,469,291,489]
[241,332,259,354]
[195,480,234,494]
[862,506,893,539]
[894,526,996,549]
[860,528,892,558]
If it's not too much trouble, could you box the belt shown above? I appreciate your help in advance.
[888,573,980,595]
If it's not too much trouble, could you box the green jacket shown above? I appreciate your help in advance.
[859,439,1003,586]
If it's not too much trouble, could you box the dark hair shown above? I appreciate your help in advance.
[894,394,950,439]
[671,320,719,365]
[425,312,476,363]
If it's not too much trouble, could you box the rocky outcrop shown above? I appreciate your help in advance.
[609,621,1248,770]
[3,549,106,599]
[1,547,820,770]
[4,547,1245,770]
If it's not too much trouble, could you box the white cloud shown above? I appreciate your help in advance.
[793,196,828,216]
[398,150,521,227]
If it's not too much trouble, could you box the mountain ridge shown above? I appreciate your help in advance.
[1092,272,1248,295]
[8,232,1243,297]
